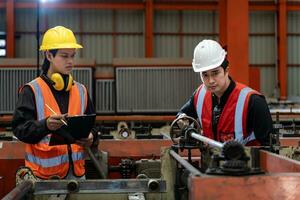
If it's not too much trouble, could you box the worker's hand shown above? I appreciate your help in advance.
[176,113,189,129]
[46,114,66,131]
[76,132,93,147]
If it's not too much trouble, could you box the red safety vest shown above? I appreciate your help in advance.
[24,77,88,179]
[194,82,260,146]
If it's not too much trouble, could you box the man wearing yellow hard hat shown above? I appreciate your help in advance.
[12,26,98,181]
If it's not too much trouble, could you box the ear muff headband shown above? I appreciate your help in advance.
[50,73,73,91]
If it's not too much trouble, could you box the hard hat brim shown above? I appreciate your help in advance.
[40,43,83,51]
[192,52,226,73]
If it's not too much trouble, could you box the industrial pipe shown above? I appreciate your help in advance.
[2,180,34,200]
[190,132,224,149]
[85,146,106,179]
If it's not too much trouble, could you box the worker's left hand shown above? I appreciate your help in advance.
[76,132,93,147]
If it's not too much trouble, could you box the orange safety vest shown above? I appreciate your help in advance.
[24,77,88,179]
[194,82,261,146]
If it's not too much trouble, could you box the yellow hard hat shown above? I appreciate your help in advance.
[40,26,83,51]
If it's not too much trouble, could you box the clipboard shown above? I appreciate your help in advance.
[49,114,96,146]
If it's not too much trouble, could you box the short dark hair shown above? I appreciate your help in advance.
[221,58,229,70]
[42,49,58,73]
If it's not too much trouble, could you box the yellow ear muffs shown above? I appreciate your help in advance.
[50,73,73,91]
[65,74,73,91]
[51,73,64,91]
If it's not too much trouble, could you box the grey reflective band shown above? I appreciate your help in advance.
[234,87,256,144]
[196,86,207,128]
[75,82,86,114]
[29,80,45,120]
[25,153,69,168]
[29,80,49,144]
[196,85,257,145]
[25,151,85,168]
[72,151,86,161]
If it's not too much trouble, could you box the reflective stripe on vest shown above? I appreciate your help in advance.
[25,77,87,178]
[235,87,254,144]
[30,80,87,117]
[30,80,45,120]
[29,80,86,143]
[25,151,85,168]
[196,85,257,144]
[75,81,86,114]
[30,80,50,144]
[196,85,207,128]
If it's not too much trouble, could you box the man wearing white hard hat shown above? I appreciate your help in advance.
[177,39,273,146]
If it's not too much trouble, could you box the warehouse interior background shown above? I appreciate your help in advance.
[2,1,300,199]
[0,0,300,116]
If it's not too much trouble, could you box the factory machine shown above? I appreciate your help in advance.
[1,115,300,200]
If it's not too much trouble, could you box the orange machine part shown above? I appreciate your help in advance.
[1,140,300,199]
[0,140,173,198]
[189,174,300,200]
[279,137,300,147]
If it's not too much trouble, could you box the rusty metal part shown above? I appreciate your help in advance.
[280,137,300,146]
[189,173,300,200]
[260,149,300,173]
[120,159,134,178]
[169,115,201,144]
[222,140,245,160]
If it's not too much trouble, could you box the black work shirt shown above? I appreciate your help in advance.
[177,79,273,146]
[12,75,96,144]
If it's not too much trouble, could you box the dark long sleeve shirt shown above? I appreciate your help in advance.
[12,75,96,144]
[178,79,273,146]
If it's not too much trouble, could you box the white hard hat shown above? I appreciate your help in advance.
[192,39,227,72]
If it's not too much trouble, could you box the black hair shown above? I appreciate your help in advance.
[42,49,58,74]
[221,58,229,70]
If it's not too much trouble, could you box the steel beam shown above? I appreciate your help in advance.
[6,0,15,58]
[15,2,144,10]
[154,3,217,10]
[33,179,166,195]
[145,0,153,57]
[278,0,287,100]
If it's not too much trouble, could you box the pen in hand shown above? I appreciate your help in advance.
[45,104,68,126]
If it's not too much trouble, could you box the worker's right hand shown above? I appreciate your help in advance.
[176,113,189,129]
[46,114,66,131]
